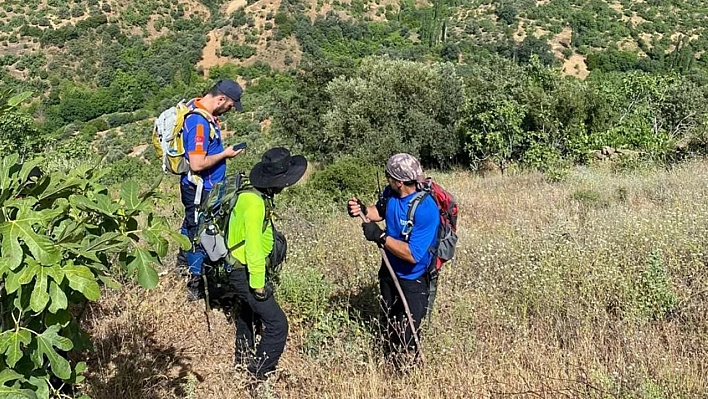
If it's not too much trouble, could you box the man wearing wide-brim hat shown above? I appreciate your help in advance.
[225,147,307,379]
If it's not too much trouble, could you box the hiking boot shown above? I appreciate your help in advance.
[186,275,204,302]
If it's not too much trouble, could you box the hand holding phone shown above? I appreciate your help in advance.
[232,142,247,151]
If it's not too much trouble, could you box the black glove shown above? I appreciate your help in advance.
[252,283,274,301]
[347,198,367,218]
[362,222,387,246]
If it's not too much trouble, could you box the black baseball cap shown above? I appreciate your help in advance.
[216,79,244,112]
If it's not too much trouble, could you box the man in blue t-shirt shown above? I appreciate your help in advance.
[347,153,440,363]
[178,79,244,300]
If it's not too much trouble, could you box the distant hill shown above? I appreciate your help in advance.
[2,0,705,81]
[1,0,706,146]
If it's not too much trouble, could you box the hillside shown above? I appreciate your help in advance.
[81,160,708,398]
[0,0,706,174]
[1,0,706,85]
[3,1,708,397]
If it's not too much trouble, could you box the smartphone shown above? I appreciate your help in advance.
[232,142,247,151]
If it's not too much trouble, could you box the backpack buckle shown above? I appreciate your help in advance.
[401,220,414,241]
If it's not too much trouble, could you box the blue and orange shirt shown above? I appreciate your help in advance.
[181,98,226,190]
[384,190,440,280]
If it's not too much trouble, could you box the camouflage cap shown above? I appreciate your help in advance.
[385,153,423,182]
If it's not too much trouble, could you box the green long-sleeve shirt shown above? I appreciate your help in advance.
[227,190,273,289]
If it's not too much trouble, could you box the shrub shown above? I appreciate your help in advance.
[0,156,188,397]
[100,156,154,186]
[221,42,257,59]
[634,251,677,320]
[317,57,465,167]
[308,157,383,204]
[571,189,608,209]
[278,267,333,324]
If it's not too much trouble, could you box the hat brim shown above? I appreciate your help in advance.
[233,100,243,112]
[249,155,307,188]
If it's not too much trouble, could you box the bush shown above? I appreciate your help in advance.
[571,189,608,209]
[221,42,257,59]
[634,251,677,320]
[308,157,383,203]
[0,156,186,398]
[100,156,154,186]
[230,9,253,27]
[307,57,464,167]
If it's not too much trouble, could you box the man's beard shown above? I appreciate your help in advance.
[213,103,231,116]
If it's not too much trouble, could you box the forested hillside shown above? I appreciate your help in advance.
[1,0,707,178]
[2,1,708,397]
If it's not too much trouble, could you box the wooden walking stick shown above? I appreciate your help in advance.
[358,212,425,364]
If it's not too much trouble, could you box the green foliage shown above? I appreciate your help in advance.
[571,188,607,209]
[0,90,46,161]
[634,251,677,320]
[496,3,518,25]
[278,267,333,324]
[100,156,155,186]
[587,49,639,72]
[0,155,189,397]
[459,55,708,172]
[4,0,708,179]
[463,97,526,171]
[230,8,254,28]
[514,36,556,66]
[294,14,415,61]
[521,143,569,180]
[587,72,700,160]
[308,157,383,203]
[318,57,464,167]
[220,41,257,59]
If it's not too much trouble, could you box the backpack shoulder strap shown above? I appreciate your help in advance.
[184,107,218,141]
[402,191,429,243]
[226,188,273,253]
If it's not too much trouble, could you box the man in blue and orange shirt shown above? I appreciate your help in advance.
[179,79,244,298]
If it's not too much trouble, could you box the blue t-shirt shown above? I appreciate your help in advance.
[384,191,440,280]
[180,99,226,190]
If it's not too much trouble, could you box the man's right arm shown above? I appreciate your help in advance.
[190,149,241,172]
[347,198,383,222]
[184,118,241,172]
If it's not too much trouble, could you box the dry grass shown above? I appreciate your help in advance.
[81,160,708,398]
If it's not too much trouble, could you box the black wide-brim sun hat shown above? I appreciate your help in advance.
[249,147,307,189]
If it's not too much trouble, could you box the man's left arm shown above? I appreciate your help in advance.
[382,236,415,263]
[386,198,439,264]
[363,198,439,264]
[362,221,415,261]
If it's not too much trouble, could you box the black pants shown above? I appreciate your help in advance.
[229,268,288,378]
[378,265,429,356]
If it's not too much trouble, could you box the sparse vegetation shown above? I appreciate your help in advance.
[78,159,708,398]
[3,0,708,397]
